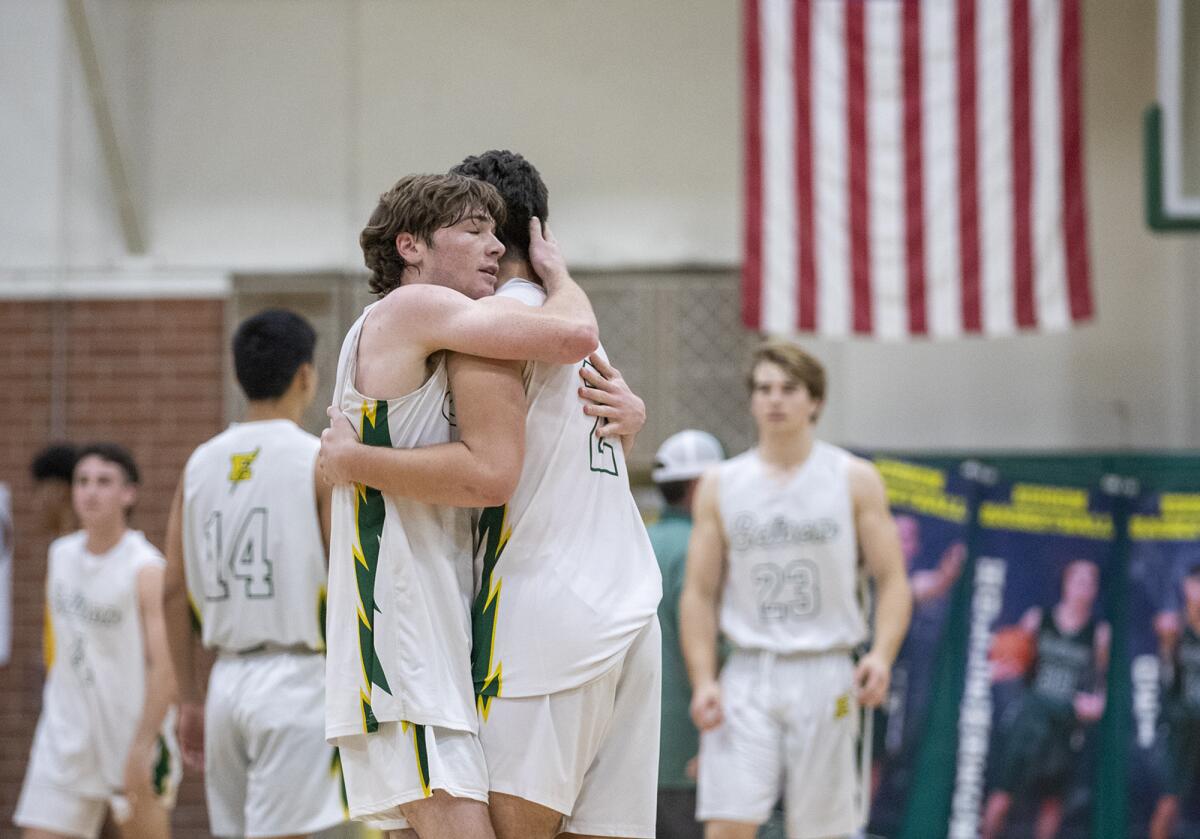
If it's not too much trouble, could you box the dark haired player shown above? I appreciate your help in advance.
[15,444,180,839]
[320,172,601,838]
[161,309,346,839]
[321,154,659,839]
[30,444,79,538]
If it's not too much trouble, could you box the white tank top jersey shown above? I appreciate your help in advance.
[472,279,661,706]
[716,442,867,654]
[35,530,171,796]
[325,303,476,743]
[182,420,327,653]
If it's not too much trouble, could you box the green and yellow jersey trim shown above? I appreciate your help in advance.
[401,720,432,798]
[352,399,393,733]
[317,584,328,652]
[471,505,510,720]
[187,591,203,636]
[330,747,350,818]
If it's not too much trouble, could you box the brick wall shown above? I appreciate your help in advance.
[0,299,225,838]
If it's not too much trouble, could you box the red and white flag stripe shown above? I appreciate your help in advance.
[742,0,1092,339]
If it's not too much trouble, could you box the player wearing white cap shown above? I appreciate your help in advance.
[648,431,726,839]
[679,340,912,839]
[15,444,180,839]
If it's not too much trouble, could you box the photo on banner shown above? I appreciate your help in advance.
[947,480,1116,839]
[867,459,972,837]
[1125,491,1200,838]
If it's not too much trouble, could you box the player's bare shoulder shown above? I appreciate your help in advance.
[846,453,888,510]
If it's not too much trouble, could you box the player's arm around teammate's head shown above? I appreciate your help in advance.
[848,456,912,708]
[358,173,597,369]
[679,468,728,732]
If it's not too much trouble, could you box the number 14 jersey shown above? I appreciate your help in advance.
[716,441,866,654]
[182,419,327,653]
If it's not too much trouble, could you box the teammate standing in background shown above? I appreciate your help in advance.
[15,444,179,839]
[320,172,599,838]
[679,340,911,839]
[648,430,725,839]
[161,309,346,839]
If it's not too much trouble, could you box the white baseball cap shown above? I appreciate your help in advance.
[652,429,725,483]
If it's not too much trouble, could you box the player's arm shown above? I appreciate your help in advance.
[407,220,598,364]
[851,456,913,708]
[320,354,526,507]
[314,457,332,557]
[579,352,646,456]
[679,469,727,731]
[161,479,205,771]
[125,560,177,806]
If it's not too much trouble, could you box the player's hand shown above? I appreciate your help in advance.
[319,406,358,486]
[855,651,891,708]
[1073,691,1105,723]
[685,755,699,781]
[121,736,156,812]
[177,700,205,772]
[690,680,723,731]
[579,353,645,439]
[528,218,568,288]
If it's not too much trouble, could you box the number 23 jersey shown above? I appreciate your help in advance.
[182,419,327,653]
[716,441,866,653]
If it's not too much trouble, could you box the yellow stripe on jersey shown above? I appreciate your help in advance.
[43,600,55,669]
[402,721,432,798]
[187,591,203,635]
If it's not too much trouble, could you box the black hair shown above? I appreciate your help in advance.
[30,444,78,482]
[232,309,317,400]
[657,480,690,507]
[450,150,548,261]
[1186,563,1200,581]
[75,443,140,485]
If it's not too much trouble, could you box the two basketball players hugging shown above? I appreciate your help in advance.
[15,148,911,839]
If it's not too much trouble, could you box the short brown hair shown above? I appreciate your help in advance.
[360,173,506,297]
[747,340,827,403]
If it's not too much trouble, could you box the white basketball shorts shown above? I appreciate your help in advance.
[205,650,347,837]
[696,648,864,839]
[337,719,489,831]
[15,723,180,839]
[478,617,662,839]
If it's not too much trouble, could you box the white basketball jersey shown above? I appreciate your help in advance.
[33,530,171,795]
[472,279,662,705]
[716,442,867,653]
[182,420,327,653]
[325,303,476,743]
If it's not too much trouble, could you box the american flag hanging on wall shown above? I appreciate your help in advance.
[742,0,1092,339]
